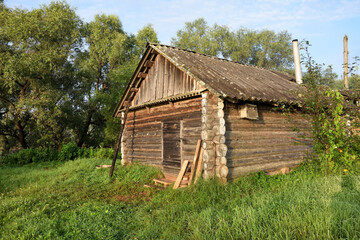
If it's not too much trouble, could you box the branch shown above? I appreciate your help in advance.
[0,96,15,108]
[15,80,24,88]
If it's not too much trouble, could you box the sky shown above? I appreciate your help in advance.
[7,0,360,78]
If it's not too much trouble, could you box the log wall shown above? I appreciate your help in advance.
[201,91,229,182]
[131,54,204,107]
[225,102,312,180]
[122,97,202,178]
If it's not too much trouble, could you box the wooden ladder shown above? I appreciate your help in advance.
[173,139,203,189]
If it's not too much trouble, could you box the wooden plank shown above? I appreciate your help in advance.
[173,160,189,189]
[158,55,164,99]
[168,63,175,96]
[194,148,204,184]
[180,120,184,164]
[188,139,201,186]
[153,56,158,100]
[163,58,169,99]
[138,72,147,79]
[144,60,154,68]
[130,88,139,92]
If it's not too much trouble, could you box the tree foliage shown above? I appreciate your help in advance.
[0,2,159,151]
[0,1,82,150]
[298,42,360,173]
[171,18,293,71]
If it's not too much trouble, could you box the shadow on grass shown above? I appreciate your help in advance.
[331,175,360,239]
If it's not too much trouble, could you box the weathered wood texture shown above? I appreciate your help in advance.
[225,102,312,179]
[200,91,228,181]
[122,97,202,177]
[131,54,204,107]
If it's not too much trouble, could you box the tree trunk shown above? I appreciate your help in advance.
[77,110,93,147]
[14,114,27,149]
[1,135,10,155]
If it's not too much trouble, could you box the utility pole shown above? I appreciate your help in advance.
[343,35,349,89]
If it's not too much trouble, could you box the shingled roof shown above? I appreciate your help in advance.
[115,43,302,114]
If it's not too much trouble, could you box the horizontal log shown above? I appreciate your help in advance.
[202,107,216,115]
[183,121,202,128]
[127,97,201,115]
[201,98,207,107]
[125,145,162,150]
[201,130,216,141]
[213,135,226,144]
[218,100,224,109]
[203,170,214,179]
[203,149,214,163]
[227,151,307,168]
[125,120,162,127]
[215,143,228,157]
[227,146,311,159]
[218,109,224,118]
[204,162,214,171]
[124,131,161,138]
[202,114,215,123]
[219,125,226,135]
[226,141,312,151]
[225,124,310,132]
[219,117,225,127]
[126,111,201,126]
[215,156,227,166]
[202,123,219,131]
[181,146,197,153]
[225,116,309,126]
[202,140,214,150]
[215,165,229,178]
[182,138,202,145]
[183,131,202,137]
[123,136,162,144]
[225,130,301,139]
[127,155,162,161]
[228,159,302,179]
[125,151,162,158]
[163,161,181,167]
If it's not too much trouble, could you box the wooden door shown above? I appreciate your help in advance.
[163,121,182,176]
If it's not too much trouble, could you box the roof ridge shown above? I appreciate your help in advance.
[149,43,294,78]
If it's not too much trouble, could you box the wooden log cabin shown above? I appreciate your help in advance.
[113,43,312,182]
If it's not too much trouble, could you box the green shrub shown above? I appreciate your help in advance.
[0,143,118,166]
[57,142,79,161]
[0,147,59,166]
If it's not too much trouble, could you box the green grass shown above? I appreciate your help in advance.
[1,159,360,239]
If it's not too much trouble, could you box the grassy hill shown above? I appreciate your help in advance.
[1,158,360,239]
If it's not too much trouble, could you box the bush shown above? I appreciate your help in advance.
[0,147,58,166]
[57,142,79,161]
[298,42,360,174]
[0,143,118,166]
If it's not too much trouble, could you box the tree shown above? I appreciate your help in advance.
[102,24,159,146]
[73,15,159,147]
[171,18,293,71]
[0,1,82,149]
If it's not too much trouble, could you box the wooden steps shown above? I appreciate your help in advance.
[150,139,204,190]
[153,178,174,188]
[173,139,203,189]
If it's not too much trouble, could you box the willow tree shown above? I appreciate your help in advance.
[0,1,82,149]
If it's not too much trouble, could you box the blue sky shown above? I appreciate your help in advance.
[7,0,360,78]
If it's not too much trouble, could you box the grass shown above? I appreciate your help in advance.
[1,159,360,239]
